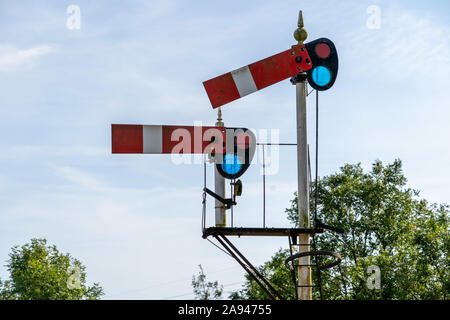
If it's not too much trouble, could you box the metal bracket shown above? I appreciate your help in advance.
[203,187,236,209]
[209,232,284,300]
[314,219,345,234]
[285,250,342,271]
[290,72,308,84]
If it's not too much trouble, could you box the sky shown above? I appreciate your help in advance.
[0,0,449,299]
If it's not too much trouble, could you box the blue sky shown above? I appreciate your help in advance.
[0,0,449,299]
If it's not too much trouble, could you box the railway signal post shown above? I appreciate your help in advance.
[292,11,312,300]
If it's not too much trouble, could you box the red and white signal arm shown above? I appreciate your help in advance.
[111,124,256,160]
[203,44,313,108]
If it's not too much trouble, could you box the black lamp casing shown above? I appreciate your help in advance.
[305,38,338,91]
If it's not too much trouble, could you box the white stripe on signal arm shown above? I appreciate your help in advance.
[231,66,258,98]
[143,125,162,153]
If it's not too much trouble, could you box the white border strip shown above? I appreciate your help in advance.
[143,125,162,153]
[231,66,257,98]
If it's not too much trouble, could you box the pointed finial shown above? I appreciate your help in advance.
[298,10,304,28]
[216,107,224,127]
[294,10,308,44]
[217,107,222,122]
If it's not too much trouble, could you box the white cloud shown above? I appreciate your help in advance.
[56,166,105,191]
[0,145,108,161]
[0,44,53,71]
[343,6,450,82]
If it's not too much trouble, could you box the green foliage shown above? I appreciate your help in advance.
[231,159,449,300]
[0,238,103,300]
[229,249,296,300]
[192,264,223,300]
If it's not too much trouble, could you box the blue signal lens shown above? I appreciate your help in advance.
[221,154,242,175]
[311,66,331,87]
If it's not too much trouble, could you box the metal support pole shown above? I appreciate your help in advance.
[293,10,312,300]
[295,74,312,300]
[262,144,266,228]
[215,108,226,227]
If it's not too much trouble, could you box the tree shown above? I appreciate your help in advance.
[231,160,449,300]
[0,238,103,300]
[192,264,223,300]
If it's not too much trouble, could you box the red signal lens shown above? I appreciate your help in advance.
[315,43,331,59]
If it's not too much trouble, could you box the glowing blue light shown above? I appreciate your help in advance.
[311,66,331,86]
[221,154,242,175]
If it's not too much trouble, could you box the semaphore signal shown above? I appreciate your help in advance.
[111,10,344,301]
[112,124,255,160]
[203,43,313,108]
